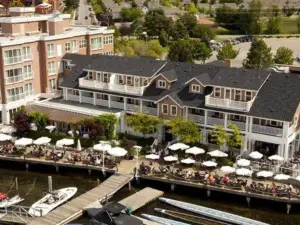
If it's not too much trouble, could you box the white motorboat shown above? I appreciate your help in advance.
[0,193,24,208]
[29,187,77,217]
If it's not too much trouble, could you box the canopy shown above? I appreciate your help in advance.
[56,138,74,147]
[185,147,205,155]
[220,166,235,173]
[108,147,127,157]
[77,139,82,151]
[1,126,16,134]
[237,159,251,167]
[207,150,228,158]
[15,138,33,146]
[164,156,178,162]
[257,171,273,178]
[169,143,190,151]
[0,133,12,141]
[268,155,284,161]
[181,158,195,164]
[274,174,290,180]
[249,151,263,159]
[145,154,160,160]
[45,125,56,132]
[235,168,252,176]
[93,143,111,152]
[33,137,51,145]
[202,160,217,167]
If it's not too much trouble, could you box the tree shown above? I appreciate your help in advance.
[143,9,172,36]
[217,43,239,60]
[238,0,262,34]
[227,123,243,158]
[126,113,162,137]
[243,38,273,69]
[190,39,212,63]
[273,47,294,65]
[168,39,193,62]
[185,3,198,14]
[120,7,143,22]
[28,111,49,131]
[297,15,300,34]
[167,117,201,144]
[94,114,118,139]
[159,30,168,47]
[215,5,239,29]
[119,24,132,36]
[210,0,216,4]
[147,40,165,58]
[266,5,282,34]
[170,20,189,40]
[210,125,228,147]
[178,13,198,35]
[13,110,30,137]
[191,24,216,41]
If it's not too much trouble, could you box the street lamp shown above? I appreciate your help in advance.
[133,145,142,178]
[99,141,111,177]
[133,25,147,38]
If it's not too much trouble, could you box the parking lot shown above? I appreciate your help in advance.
[207,38,300,67]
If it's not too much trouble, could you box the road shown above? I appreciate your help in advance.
[74,0,91,26]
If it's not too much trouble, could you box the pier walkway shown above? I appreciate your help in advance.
[28,173,133,225]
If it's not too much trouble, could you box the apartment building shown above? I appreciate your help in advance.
[0,7,114,123]
[24,53,299,161]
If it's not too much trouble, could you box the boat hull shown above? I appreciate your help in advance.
[0,195,24,208]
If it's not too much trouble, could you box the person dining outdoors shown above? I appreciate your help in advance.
[208,174,215,184]
[223,175,230,184]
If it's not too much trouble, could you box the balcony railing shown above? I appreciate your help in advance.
[207,117,224,126]
[188,113,205,124]
[142,106,157,115]
[68,94,80,102]
[110,101,124,109]
[24,72,33,79]
[6,75,23,84]
[126,103,140,112]
[252,124,283,137]
[4,56,22,65]
[79,78,146,96]
[96,99,109,107]
[81,96,94,104]
[205,94,253,112]
[228,120,246,130]
[288,124,297,136]
[7,93,25,102]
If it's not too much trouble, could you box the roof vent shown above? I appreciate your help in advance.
[184,69,188,72]
[234,80,238,83]
[140,69,144,72]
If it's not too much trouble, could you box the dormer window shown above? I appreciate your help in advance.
[158,80,166,88]
[235,90,241,101]
[127,76,133,86]
[118,75,124,84]
[245,91,252,101]
[88,71,93,80]
[102,73,108,83]
[192,84,201,93]
[143,78,148,86]
[162,104,168,114]
[96,72,101,81]
[214,88,221,97]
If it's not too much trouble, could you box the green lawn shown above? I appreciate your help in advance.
[262,17,299,34]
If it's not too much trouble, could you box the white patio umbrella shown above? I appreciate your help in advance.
[235,168,252,176]
[185,147,205,155]
[0,134,12,141]
[164,156,178,162]
[56,138,74,147]
[30,123,37,131]
[45,125,56,132]
[169,143,190,151]
[295,176,300,181]
[207,150,228,158]
[249,151,263,159]
[108,147,127,157]
[220,166,235,173]
[268,155,284,161]
[77,139,82,151]
[274,174,290,180]
[237,159,251,167]
[257,171,274,178]
[181,158,195,164]
[15,138,33,146]
[1,126,16,134]
[93,143,111,152]
[202,161,217,167]
[145,154,160,160]
[33,137,51,145]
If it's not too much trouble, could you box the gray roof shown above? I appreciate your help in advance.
[160,69,177,82]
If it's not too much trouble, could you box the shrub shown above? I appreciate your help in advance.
[122,139,137,150]
[222,158,234,166]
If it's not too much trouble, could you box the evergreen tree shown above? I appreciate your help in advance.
[266,5,282,34]
[168,39,193,62]
[217,43,239,60]
[170,20,189,40]
[274,47,294,65]
[159,30,168,47]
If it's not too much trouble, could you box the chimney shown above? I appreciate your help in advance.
[224,59,232,68]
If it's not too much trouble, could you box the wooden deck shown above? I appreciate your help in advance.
[27,174,133,225]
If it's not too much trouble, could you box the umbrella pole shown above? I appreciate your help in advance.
[102,151,106,177]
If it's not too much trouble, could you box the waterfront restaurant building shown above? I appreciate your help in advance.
[21,53,300,161]
[0,7,114,124]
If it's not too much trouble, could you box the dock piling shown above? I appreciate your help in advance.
[15,177,18,191]
[25,163,29,171]
[128,181,132,191]
[55,165,59,173]
[88,169,92,175]
[287,204,291,214]
[170,183,175,192]
[48,176,53,192]
[97,179,100,186]
[207,189,211,197]
[246,196,251,207]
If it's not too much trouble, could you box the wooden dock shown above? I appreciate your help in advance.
[27,173,133,225]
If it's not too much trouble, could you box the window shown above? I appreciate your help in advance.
[63,60,71,70]
[22,46,32,60]
[127,76,132,86]
[88,71,93,80]
[102,73,108,83]
[235,90,241,101]
[214,87,221,97]
[47,44,55,57]
[118,75,124,84]
[71,40,77,52]
[79,40,86,48]
[24,83,33,96]
[23,65,33,79]
[170,105,177,116]
[109,36,113,44]
[48,61,56,75]
[96,72,101,81]
[192,84,201,93]
[7,87,24,102]
[49,79,56,90]
[91,37,102,50]
[65,43,71,52]
[97,93,108,100]
[158,80,166,88]
[294,116,298,125]
[162,104,168,115]
[4,49,22,65]
[143,78,148,86]
[245,91,252,101]
[5,68,23,84]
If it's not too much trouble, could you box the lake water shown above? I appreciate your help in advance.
[0,162,299,225]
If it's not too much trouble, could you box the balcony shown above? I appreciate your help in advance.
[4,56,22,65]
[40,90,62,99]
[288,124,297,136]
[110,101,124,110]
[6,75,23,84]
[7,93,25,103]
[188,113,205,124]
[79,78,146,96]
[205,94,253,112]
[252,124,283,137]
[81,96,94,104]
[228,120,246,130]
[207,117,224,126]
[142,106,157,115]
[126,103,140,112]
[68,94,80,102]
[96,98,109,107]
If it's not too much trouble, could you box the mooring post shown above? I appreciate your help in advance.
[287,204,291,214]
[55,165,59,173]
[207,189,211,197]
[105,195,108,204]
[128,181,132,191]
[88,169,92,175]
[246,196,251,207]
[97,179,100,186]
[103,170,106,178]
[15,177,18,192]
[48,176,53,192]
[25,163,29,171]
[170,183,175,192]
